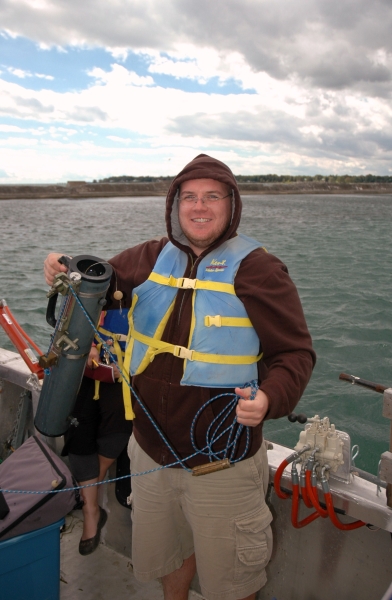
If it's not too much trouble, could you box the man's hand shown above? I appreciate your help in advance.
[235,387,270,427]
[44,253,68,286]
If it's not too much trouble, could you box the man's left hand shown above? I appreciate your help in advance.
[235,387,270,427]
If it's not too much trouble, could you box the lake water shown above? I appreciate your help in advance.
[0,194,391,474]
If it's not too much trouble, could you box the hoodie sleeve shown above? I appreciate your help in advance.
[106,238,168,309]
[234,247,316,420]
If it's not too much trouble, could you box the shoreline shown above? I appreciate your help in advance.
[1,181,392,200]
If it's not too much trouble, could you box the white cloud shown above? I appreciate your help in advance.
[88,64,154,87]
[5,66,54,80]
[0,124,24,132]
[36,72,54,80]
[109,47,129,62]
[7,67,29,78]
[144,47,224,85]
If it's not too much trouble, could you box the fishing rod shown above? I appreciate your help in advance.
[339,372,388,394]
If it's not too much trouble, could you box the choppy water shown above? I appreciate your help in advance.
[1,194,391,474]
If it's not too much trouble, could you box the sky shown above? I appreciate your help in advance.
[1,0,392,183]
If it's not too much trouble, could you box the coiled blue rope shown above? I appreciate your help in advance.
[190,382,258,464]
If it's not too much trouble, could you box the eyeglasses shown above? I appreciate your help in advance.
[179,192,232,205]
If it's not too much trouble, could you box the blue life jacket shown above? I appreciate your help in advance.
[122,234,264,418]
[97,309,128,357]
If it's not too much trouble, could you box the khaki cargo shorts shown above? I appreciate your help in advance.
[128,436,273,600]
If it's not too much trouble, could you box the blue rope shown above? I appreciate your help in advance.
[0,285,259,496]
[189,381,258,464]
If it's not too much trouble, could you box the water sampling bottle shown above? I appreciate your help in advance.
[35,255,113,436]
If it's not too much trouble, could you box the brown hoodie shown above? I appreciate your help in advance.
[108,154,316,468]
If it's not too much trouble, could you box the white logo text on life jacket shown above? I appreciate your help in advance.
[205,259,227,273]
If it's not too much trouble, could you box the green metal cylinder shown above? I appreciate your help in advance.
[34,255,113,437]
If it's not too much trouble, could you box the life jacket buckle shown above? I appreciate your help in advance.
[113,333,127,342]
[179,278,197,289]
[205,315,222,327]
[173,346,194,361]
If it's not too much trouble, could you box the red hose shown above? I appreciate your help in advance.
[324,491,366,530]
[305,470,328,517]
[301,476,313,509]
[276,452,367,532]
[291,483,320,528]
[274,459,290,499]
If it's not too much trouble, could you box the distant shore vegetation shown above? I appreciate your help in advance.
[95,174,392,184]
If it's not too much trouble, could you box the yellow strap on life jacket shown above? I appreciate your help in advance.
[121,294,139,420]
[129,325,262,365]
[121,337,135,420]
[148,272,236,295]
[92,340,103,400]
[204,315,253,328]
[97,328,128,343]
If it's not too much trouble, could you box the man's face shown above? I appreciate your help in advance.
[178,178,232,256]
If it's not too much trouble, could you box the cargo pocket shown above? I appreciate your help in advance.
[234,503,273,582]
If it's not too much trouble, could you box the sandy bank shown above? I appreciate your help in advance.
[1,180,392,200]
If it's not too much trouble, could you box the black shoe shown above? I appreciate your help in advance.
[79,507,107,556]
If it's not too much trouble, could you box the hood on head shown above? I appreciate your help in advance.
[166,154,242,254]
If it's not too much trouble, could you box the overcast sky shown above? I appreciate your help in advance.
[1,0,392,183]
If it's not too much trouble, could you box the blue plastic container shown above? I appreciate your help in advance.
[0,518,64,600]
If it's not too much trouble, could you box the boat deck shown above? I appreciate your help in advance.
[60,510,205,600]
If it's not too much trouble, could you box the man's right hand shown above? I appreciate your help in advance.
[44,253,68,286]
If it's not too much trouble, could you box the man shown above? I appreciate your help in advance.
[44,154,315,600]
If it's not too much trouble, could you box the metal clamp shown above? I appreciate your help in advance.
[55,334,80,351]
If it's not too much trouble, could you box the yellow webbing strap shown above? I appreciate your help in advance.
[97,326,125,383]
[98,327,127,343]
[130,325,262,365]
[148,272,235,295]
[92,340,103,400]
[122,337,135,420]
[121,295,139,420]
[204,315,253,328]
